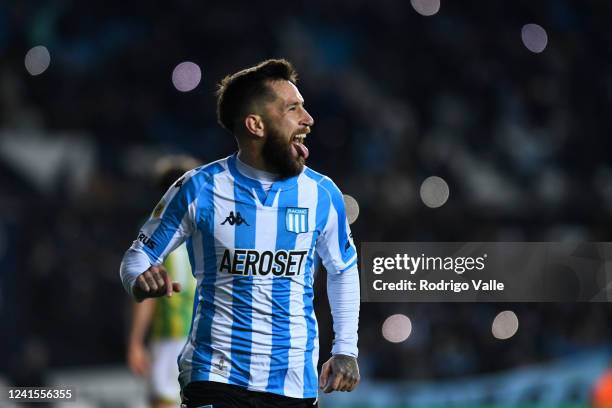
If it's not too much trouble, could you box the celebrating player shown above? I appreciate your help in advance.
[120,59,360,408]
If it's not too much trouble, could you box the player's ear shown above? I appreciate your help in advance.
[245,114,265,138]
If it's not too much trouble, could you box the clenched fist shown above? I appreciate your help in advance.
[133,264,182,301]
[319,354,360,393]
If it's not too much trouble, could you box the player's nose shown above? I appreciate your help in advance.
[301,109,314,128]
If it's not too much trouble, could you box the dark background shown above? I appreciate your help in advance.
[1,0,611,405]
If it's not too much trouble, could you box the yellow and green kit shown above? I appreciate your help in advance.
[150,243,196,339]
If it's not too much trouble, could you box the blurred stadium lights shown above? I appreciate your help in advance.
[521,23,548,53]
[492,310,519,340]
[410,0,441,16]
[382,314,413,343]
[343,194,360,225]
[419,176,449,208]
[24,46,51,76]
[171,61,202,92]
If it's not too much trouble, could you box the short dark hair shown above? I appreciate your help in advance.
[216,59,298,133]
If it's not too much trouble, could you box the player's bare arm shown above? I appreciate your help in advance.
[319,354,360,393]
[132,264,182,301]
[127,299,155,376]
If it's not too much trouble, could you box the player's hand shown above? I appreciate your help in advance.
[132,265,182,301]
[319,354,360,393]
[127,342,150,377]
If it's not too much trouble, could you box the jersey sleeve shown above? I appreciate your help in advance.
[315,178,358,274]
[120,169,202,295]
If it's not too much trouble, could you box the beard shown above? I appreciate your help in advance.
[261,123,305,179]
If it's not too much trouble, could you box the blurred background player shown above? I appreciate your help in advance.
[127,155,199,408]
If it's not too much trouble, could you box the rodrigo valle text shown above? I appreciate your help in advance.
[373,279,505,293]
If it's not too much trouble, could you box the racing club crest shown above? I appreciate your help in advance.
[285,207,308,233]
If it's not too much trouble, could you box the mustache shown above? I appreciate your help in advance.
[292,128,311,137]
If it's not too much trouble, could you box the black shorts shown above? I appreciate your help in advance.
[181,381,318,408]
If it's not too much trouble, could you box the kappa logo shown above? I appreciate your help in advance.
[286,207,308,233]
[221,211,249,226]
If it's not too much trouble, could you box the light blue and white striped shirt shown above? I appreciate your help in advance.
[120,153,358,399]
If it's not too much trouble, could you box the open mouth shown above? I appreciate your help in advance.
[292,134,307,144]
[291,133,309,159]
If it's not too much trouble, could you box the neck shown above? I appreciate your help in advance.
[237,148,276,173]
[236,154,279,182]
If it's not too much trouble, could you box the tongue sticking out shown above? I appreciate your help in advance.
[293,141,309,159]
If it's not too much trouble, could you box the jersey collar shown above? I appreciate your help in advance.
[227,153,301,206]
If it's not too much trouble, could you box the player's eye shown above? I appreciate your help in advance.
[288,106,297,111]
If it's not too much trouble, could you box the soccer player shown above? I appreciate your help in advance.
[120,59,360,408]
[127,156,199,408]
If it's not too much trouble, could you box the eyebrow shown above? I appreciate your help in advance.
[285,100,304,108]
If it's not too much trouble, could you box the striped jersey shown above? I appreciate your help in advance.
[150,243,197,340]
[131,153,357,399]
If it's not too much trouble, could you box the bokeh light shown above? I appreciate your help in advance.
[521,24,548,53]
[411,0,440,16]
[420,176,449,208]
[492,310,519,340]
[382,314,412,343]
[172,61,202,92]
[343,194,360,224]
[24,46,51,76]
